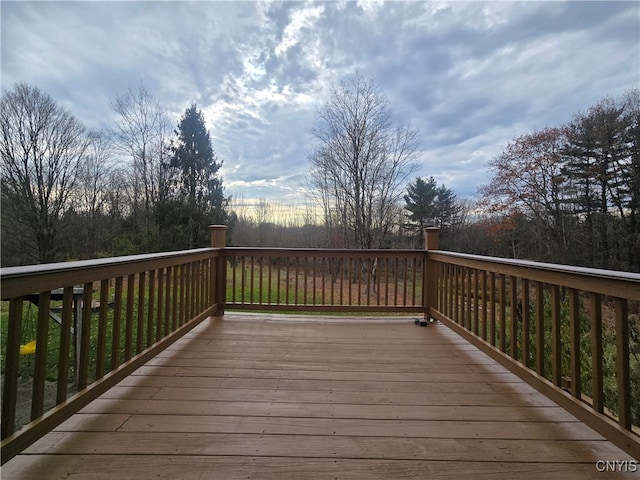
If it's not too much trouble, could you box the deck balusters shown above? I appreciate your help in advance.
[426,249,639,459]
[481,270,488,341]
[1,245,221,463]
[136,273,146,353]
[171,266,179,331]
[111,278,123,371]
[146,270,155,349]
[535,281,544,377]
[184,263,192,324]
[590,292,603,413]
[568,288,581,398]
[96,280,109,379]
[2,298,22,438]
[488,271,496,346]
[522,279,530,369]
[472,270,479,336]
[31,291,51,420]
[1,230,638,463]
[222,250,425,313]
[550,284,561,387]
[78,283,93,390]
[616,297,631,429]
[58,287,74,403]
[125,274,135,361]
[156,268,165,343]
[498,274,506,353]
[509,276,518,360]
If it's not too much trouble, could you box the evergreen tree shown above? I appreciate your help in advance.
[564,98,626,268]
[164,104,228,249]
[404,176,439,228]
[403,176,462,245]
[404,177,461,228]
[434,184,462,229]
[620,90,640,271]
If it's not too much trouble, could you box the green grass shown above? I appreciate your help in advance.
[1,295,146,385]
[225,263,425,308]
[226,264,320,305]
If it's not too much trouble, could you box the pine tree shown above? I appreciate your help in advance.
[164,104,228,249]
[403,176,462,243]
[404,176,439,228]
[564,98,626,268]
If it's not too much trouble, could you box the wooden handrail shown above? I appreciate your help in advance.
[1,248,217,300]
[429,251,640,299]
[0,246,221,464]
[2,224,638,462]
[427,249,640,459]
[225,247,425,258]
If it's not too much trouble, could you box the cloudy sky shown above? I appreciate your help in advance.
[2,1,638,211]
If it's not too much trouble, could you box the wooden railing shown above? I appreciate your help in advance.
[0,226,227,464]
[2,225,639,461]
[224,248,426,314]
[426,248,640,459]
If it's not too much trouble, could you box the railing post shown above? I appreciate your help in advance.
[210,225,227,317]
[424,227,440,321]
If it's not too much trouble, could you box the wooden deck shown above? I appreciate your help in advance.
[2,313,636,479]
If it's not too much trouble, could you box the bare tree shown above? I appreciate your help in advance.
[478,127,576,262]
[254,198,273,225]
[308,74,419,249]
[252,198,273,246]
[111,83,170,251]
[70,129,115,257]
[0,83,88,264]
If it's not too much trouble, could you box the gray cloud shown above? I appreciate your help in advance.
[2,1,638,204]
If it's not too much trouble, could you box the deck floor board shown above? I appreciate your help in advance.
[2,313,636,479]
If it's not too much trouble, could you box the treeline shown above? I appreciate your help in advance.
[477,89,639,272]
[228,191,470,253]
[2,80,638,273]
[230,89,640,274]
[1,83,228,267]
